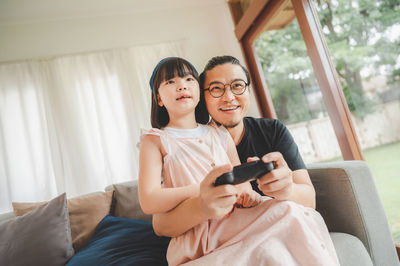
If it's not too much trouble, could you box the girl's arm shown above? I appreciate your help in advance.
[138,135,199,214]
[153,164,238,237]
[151,132,248,237]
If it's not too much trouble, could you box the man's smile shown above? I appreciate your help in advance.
[219,105,240,112]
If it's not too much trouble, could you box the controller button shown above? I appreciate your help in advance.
[210,162,215,167]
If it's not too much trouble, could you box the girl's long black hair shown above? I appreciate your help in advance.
[150,57,209,128]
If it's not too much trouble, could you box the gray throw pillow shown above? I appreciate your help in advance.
[110,180,152,223]
[0,193,74,266]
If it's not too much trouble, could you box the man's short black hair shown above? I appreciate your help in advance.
[199,55,250,89]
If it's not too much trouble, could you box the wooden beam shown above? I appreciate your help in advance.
[240,38,277,118]
[246,0,288,44]
[228,1,244,25]
[238,0,287,119]
[235,0,271,41]
[292,0,364,160]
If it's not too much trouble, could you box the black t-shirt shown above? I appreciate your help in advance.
[236,117,306,195]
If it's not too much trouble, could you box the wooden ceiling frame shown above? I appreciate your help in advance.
[229,0,364,160]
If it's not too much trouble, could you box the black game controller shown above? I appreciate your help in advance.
[214,160,275,186]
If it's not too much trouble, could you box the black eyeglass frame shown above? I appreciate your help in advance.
[204,79,249,98]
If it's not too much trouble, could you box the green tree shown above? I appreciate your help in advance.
[315,0,400,118]
[255,0,400,122]
[255,22,322,124]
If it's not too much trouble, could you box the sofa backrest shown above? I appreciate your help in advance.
[105,180,152,223]
[0,211,14,223]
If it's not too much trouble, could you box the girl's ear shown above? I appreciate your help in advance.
[157,94,164,107]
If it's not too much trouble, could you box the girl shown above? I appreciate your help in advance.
[139,57,260,216]
[138,57,339,265]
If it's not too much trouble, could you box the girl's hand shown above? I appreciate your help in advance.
[199,164,238,219]
[236,190,262,208]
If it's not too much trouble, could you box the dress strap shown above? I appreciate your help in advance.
[137,128,171,154]
[208,123,229,151]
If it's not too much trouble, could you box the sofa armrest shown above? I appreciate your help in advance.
[307,160,399,266]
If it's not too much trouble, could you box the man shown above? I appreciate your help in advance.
[200,55,315,209]
[152,55,316,237]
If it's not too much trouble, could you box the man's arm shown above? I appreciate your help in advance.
[252,152,316,209]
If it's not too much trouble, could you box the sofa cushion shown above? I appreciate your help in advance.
[12,190,113,252]
[106,180,152,223]
[0,193,74,266]
[330,232,372,266]
[308,161,399,266]
[66,215,170,266]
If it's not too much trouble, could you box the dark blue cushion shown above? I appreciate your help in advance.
[66,215,170,266]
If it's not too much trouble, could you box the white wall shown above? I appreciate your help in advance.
[0,0,261,116]
[288,101,400,163]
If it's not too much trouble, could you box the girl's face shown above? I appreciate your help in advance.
[157,73,200,119]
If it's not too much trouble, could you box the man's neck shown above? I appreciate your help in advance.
[226,120,245,146]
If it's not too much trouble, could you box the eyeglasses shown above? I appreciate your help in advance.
[204,79,248,98]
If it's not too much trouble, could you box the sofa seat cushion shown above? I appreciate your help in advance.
[66,215,170,266]
[330,232,372,266]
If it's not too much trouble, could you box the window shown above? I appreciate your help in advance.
[254,19,343,163]
[313,0,400,243]
[229,0,400,244]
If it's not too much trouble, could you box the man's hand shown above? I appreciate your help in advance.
[248,152,294,201]
[199,164,239,219]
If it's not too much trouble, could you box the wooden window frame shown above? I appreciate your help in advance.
[229,0,364,160]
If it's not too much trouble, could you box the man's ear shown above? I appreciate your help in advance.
[157,94,164,107]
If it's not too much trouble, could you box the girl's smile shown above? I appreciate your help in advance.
[176,94,192,101]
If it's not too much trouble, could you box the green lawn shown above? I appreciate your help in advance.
[363,141,400,244]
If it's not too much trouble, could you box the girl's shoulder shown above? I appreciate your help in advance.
[137,127,168,149]
[140,127,166,138]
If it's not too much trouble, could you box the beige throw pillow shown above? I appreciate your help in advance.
[12,190,113,252]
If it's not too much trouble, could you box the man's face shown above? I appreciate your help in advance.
[203,63,250,128]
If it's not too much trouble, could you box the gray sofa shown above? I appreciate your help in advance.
[1,160,398,265]
[106,160,399,265]
[308,160,399,266]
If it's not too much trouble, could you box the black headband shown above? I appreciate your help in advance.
[149,57,197,91]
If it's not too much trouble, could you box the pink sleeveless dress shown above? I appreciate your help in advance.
[140,125,339,266]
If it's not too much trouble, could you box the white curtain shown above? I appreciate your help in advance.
[0,41,185,213]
